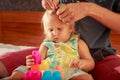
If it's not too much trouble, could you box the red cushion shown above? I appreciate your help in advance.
[0,47,39,75]
[1,48,120,80]
[91,55,120,80]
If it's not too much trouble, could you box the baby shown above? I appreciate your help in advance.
[3,10,95,80]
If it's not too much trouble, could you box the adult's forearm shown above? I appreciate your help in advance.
[88,3,120,33]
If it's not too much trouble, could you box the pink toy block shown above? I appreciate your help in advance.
[32,50,42,64]
[24,70,42,80]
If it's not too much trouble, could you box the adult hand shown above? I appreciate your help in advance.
[41,0,59,10]
[56,2,92,23]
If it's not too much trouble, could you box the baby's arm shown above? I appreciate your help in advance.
[78,39,95,71]
[70,39,95,72]
[39,43,48,59]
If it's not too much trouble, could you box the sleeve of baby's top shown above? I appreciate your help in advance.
[43,39,53,49]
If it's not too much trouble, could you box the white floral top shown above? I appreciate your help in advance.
[43,34,86,80]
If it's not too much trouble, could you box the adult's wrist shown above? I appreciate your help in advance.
[87,2,104,20]
[76,2,95,18]
[85,2,97,17]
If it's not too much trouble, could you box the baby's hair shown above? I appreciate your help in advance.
[41,11,49,38]
[41,10,56,37]
[41,10,78,38]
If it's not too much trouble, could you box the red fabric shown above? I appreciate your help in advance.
[90,55,120,80]
[1,47,120,80]
[0,47,39,75]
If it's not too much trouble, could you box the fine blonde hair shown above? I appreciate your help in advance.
[41,10,56,38]
[41,10,76,38]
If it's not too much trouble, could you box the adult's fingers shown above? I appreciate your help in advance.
[61,12,74,23]
[41,0,51,10]
[56,4,66,15]
[53,0,59,9]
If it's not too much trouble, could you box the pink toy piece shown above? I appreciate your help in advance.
[24,70,42,80]
[32,50,42,64]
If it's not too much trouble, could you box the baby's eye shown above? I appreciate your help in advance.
[57,28,62,31]
[49,29,53,32]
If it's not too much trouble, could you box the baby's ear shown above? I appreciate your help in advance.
[68,23,75,32]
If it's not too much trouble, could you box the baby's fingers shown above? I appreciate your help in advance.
[69,58,80,68]
[26,55,32,59]
[26,55,34,66]
[26,58,34,64]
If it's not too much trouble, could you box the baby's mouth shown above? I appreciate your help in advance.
[54,38,59,42]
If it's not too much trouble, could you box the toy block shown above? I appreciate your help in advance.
[24,70,42,80]
[32,50,42,64]
[55,65,64,80]
[42,70,62,80]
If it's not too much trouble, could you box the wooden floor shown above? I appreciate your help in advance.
[0,11,44,47]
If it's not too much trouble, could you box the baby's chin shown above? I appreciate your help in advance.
[53,40,67,43]
[53,40,59,43]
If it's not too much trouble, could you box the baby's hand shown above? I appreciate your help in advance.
[26,55,34,68]
[69,58,80,68]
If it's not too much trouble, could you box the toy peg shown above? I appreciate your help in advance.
[40,60,50,71]
[31,64,41,71]
[55,65,64,80]
[42,70,52,80]
[53,71,62,80]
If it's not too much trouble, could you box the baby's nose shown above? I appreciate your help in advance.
[53,30,59,35]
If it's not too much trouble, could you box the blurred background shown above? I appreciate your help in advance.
[0,0,44,11]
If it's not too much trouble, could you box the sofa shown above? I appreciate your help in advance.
[0,47,120,80]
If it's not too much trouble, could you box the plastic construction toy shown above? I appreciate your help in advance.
[24,70,62,80]
[24,70,42,80]
[32,50,42,64]
[39,60,50,70]
[42,70,62,80]
[31,59,50,71]
[31,50,50,71]
[55,65,64,80]
[24,50,63,80]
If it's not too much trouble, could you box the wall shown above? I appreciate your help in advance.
[110,31,120,54]
[0,13,1,41]
[0,11,44,47]
[0,0,44,11]
[0,11,119,53]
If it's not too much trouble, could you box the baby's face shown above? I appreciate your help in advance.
[44,14,73,42]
